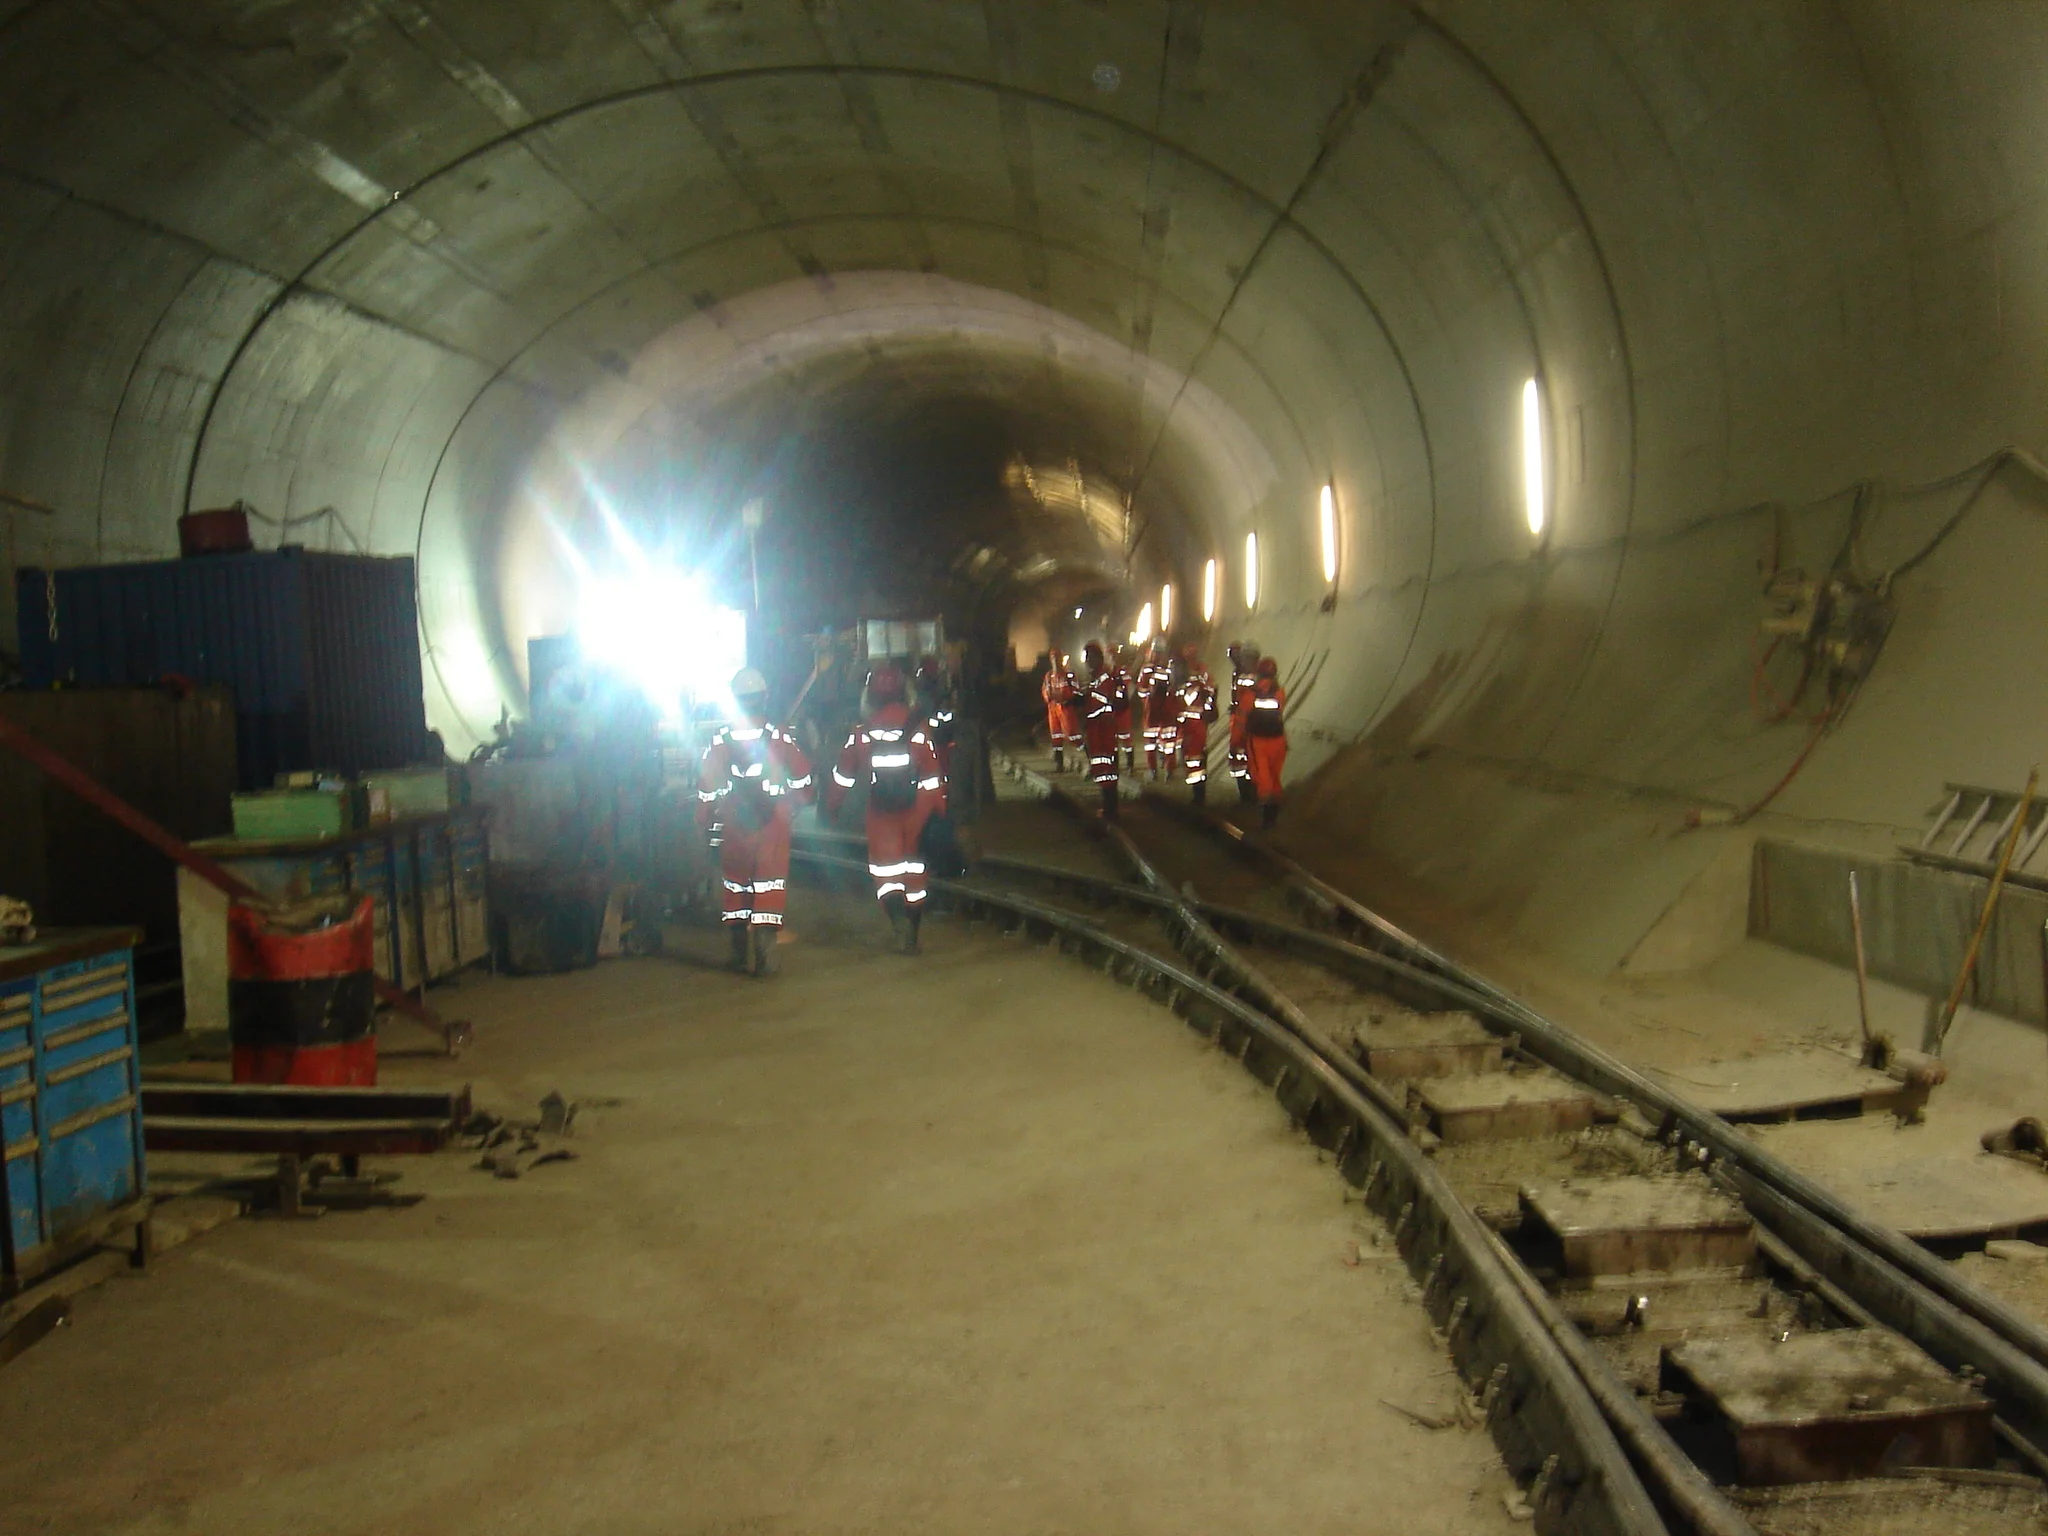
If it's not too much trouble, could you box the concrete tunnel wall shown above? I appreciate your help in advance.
[4,2,2048,979]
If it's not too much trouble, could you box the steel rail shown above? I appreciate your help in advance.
[961,833,2048,1479]
[788,843,1666,1536]
[1087,822,1756,1536]
[954,780,1756,1532]
[1128,791,2048,1457]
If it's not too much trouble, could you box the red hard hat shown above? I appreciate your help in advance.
[1256,656,1278,679]
[867,664,906,700]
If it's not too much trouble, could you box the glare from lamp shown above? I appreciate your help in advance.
[1202,558,1218,622]
[1160,582,1173,633]
[1522,377,1547,537]
[1131,601,1154,646]
[1244,532,1259,611]
[562,516,747,722]
[1319,483,1339,584]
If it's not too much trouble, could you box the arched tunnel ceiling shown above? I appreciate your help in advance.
[4,0,2048,855]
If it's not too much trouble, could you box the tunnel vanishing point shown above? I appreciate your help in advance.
[3,1,2046,968]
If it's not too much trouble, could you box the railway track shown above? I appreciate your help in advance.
[790,756,2048,1535]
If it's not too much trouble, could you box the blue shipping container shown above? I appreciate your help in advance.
[16,549,429,789]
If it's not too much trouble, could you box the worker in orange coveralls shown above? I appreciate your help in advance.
[915,654,957,790]
[1136,638,1178,781]
[1175,644,1217,806]
[1109,644,1138,774]
[1242,654,1288,828]
[1041,653,1080,773]
[697,667,814,977]
[828,664,946,954]
[1080,640,1128,822]
[1226,641,1261,804]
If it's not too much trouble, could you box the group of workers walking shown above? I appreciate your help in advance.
[692,633,1284,980]
[697,659,954,977]
[1040,637,1287,827]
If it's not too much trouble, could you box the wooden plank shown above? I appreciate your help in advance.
[143,1114,456,1157]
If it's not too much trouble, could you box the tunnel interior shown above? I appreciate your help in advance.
[7,0,2048,968]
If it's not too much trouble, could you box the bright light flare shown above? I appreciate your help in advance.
[1159,582,1173,633]
[1319,484,1339,584]
[1202,558,1218,622]
[1130,601,1154,646]
[1521,377,1546,536]
[1244,532,1259,611]
[559,515,747,721]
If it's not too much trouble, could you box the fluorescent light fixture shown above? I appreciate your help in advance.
[1074,606,1083,618]
[1522,377,1546,536]
[1202,559,1218,622]
[1130,600,1153,646]
[1159,582,1173,632]
[1319,483,1338,584]
[1244,532,1259,611]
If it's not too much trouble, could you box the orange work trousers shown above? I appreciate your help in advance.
[1248,733,1287,804]
[866,807,932,905]
[719,815,792,926]
[1178,719,1210,784]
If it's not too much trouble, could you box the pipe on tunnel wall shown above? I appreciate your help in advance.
[7,1,2048,965]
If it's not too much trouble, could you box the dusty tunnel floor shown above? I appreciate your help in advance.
[0,889,1521,1536]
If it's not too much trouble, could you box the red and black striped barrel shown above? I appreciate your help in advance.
[227,896,377,1086]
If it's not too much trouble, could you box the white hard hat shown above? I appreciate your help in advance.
[731,667,768,698]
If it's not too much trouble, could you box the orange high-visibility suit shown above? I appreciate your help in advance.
[1109,657,1136,767]
[1082,665,1126,786]
[827,703,946,909]
[1226,660,1256,791]
[697,721,813,929]
[917,658,957,788]
[1243,676,1287,805]
[1136,653,1177,773]
[1177,666,1217,788]
[1041,661,1079,767]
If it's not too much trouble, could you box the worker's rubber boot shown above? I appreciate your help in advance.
[903,906,923,955]
[728,924,751,972]
[1191,782,1206,807]
[1238,778,1257,805]
[1261,802,1280,830]
[884,893,908,950]
[1100,784,1120,823]
[1052,747,1064,773]
[750,925,777,977]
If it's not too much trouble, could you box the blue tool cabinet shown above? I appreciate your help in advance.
[0,928,151,1296]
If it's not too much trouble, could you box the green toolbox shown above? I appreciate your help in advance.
[230,788,351,841]
[359,767,453,819]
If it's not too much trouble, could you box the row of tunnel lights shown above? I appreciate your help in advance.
[1129,378,1549,641]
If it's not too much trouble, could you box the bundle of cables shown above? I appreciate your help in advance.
[1723,447,2047,824]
